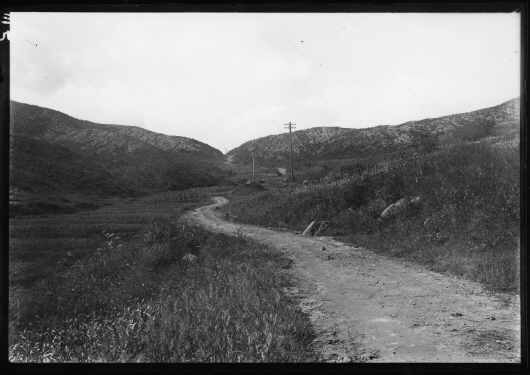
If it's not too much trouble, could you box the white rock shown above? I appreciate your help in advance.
[182,253,197,264]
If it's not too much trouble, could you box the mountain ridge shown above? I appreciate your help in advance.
[10,100,223,159]
[228,97,519,162]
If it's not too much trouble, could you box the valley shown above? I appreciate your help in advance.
[8,97,521,364]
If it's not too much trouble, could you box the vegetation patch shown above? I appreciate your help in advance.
[462,329,517,356]
[9,194,317,362]
[230,181,267,196]
[224,141,520,293]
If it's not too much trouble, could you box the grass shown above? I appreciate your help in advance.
[223,141,520,293]
[9,191,318,362]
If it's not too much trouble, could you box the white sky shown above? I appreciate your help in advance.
[10,12,520,152]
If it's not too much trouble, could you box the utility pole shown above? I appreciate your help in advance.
[252,153,255,183]
[284,122,296,183]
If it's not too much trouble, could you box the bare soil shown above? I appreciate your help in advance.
[187,197,521,363]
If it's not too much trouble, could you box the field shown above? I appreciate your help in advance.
[9,190,317,362]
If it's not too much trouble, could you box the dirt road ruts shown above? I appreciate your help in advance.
[187,197,521,363]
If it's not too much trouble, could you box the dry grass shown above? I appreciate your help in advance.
[9,193,317,362]
[224,141,520,293]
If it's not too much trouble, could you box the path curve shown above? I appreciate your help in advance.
[224,154,234,165]
[187,197,520,363]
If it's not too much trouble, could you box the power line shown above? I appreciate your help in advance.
[284,122,296,183]
[252,152,255,183]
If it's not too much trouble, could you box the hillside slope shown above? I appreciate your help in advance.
[10,136,137,198]
[10,101,223,160]
[228,97,519,163]
[9,101,230,211]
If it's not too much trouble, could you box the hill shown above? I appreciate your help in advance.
[10,101,223,160]
[227,97,519,163]
[9,101,230,214]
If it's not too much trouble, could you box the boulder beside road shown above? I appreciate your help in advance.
[380,196,421,221]
[302,221,330,236]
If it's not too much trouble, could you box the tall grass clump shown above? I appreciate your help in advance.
[9,214,316,362]
[225,141,520,292]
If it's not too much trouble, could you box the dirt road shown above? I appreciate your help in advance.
[188,197,521,363]
[224,154,234,165]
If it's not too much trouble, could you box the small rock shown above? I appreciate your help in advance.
[380,197,420,221]
[451,312,463,317]
[182,253,197,264]
[66,252,74,258]
[484,316,496,320]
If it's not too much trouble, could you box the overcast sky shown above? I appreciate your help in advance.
[10,12,520,152]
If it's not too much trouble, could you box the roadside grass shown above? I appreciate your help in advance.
[9,192,317,362]
[224,141,520,293]
[9,200,199,288]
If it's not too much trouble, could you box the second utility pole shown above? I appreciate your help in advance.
[284,122,296,183]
